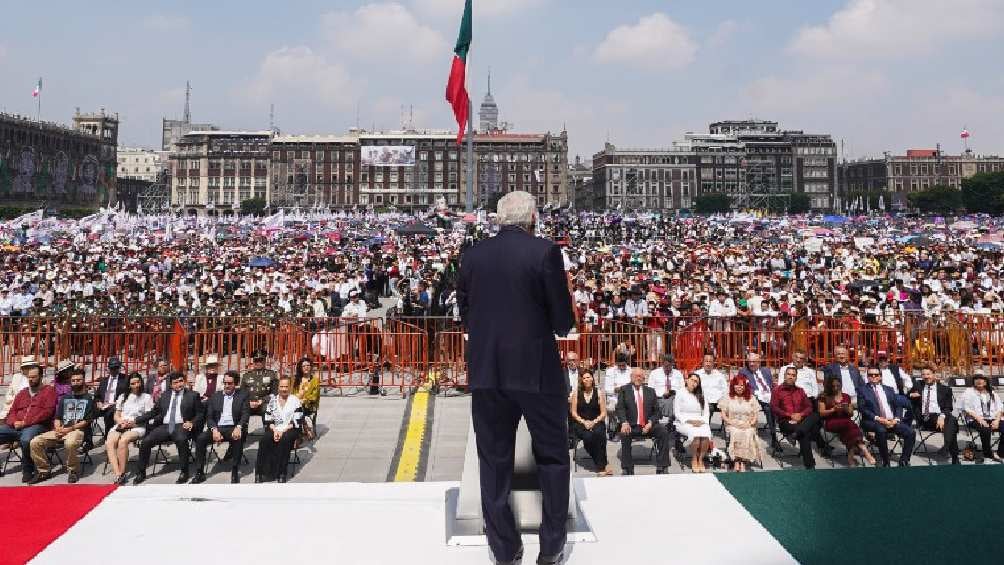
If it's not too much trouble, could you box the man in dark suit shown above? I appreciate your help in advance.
[858,368,916,467]
[615,367,670,475]
[908,367,960,464]
[192,373,250,483]
[132,372,205,484]
[457,191,575,565]
[93,357,129,439]
[823,346,865,399]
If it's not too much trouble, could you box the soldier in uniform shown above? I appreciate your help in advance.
[241,350,277,425]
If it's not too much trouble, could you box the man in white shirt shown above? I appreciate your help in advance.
[694,353,728,415]
[603,354,632,415]
[647,354,683,421]
[624,290,648,320]
[707,290,737,330]
[781,351,820,402]
[341,291,368,320]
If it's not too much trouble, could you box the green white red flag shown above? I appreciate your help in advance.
[445,0,472,145]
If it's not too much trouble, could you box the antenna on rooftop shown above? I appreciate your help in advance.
[183,81,191,123]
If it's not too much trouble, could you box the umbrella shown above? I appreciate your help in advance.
[394,222,437,236]
[822,215,849,224]
[249,256,276,268]
[462,213,477,223]
[976,242,1002,251]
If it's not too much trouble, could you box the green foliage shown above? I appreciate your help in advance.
[961,172,1004,214]
[694,193,732,214]
[788,192,812,213]
[240,197,267,216]
[907,184,963,214]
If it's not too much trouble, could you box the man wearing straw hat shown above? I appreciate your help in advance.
[1,356,38,420]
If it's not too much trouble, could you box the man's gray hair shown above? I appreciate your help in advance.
[496,191,537,229]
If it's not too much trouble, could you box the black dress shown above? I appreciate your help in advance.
[255,396,303,482]
[573,389,608,468]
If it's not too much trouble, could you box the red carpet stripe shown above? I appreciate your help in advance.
[1,485,116,565]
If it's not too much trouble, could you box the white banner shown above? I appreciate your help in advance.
[360,145,416,167]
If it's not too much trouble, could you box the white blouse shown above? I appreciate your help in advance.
[960,389,1002,420]
[265,394,303,433]
[116,393,154,423]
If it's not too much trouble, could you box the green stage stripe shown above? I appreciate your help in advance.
[717,466,1003,565]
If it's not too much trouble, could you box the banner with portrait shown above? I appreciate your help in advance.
[360,146,416,167]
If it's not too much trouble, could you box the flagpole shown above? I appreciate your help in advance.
[464,50,474,212]
[36,77,41,121]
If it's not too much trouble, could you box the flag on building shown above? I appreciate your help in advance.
[445,0,472,145]
[32,78,42,98]
[961,129,971,139]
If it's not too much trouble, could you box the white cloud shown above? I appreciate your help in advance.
[707,20,739,48]
[242,46,361,111]
[745,66,889,114]
[322,3,448,63]
[142,13,191,33]
[412,0,543,19]
[790,0,1004,60]
[593,13,697,71]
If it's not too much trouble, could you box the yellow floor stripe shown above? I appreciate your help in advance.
[394,390,430,482]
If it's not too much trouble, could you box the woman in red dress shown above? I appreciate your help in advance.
[818,375,876,467]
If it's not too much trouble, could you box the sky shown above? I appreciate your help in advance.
[2,0,1002,161]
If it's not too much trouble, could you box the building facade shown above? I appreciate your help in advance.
[117,147,169,182]
[170,131,271,215]
[590,144,697,211]
[271,134,358,209]
[568,156,592,210]
[0,109,118,209]
[841,149,1004,197]
[474,131,569,208]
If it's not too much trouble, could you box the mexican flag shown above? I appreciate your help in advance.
[445,0,472,145]
[33,77,42,97]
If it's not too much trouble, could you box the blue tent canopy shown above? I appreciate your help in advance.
[249,256,276,268]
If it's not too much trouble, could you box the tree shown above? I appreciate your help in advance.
[240,197,267,216]
[788,192,812,214]
[694,193,731,214]
[907,184,962,214]
[961,172,1004,214]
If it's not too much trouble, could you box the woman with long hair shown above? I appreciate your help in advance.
[569,371,612,476]
[674,372,713,472]
[818,375,875,467]
[255,377,303,483]
[718,375,762,472]
[105,373,153,485]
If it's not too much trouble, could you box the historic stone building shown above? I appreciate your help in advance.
[0,109,118,209]
[840,149,1004,196]
[170,131,271,215]
[270,134,359,209]
[590,144,697,211]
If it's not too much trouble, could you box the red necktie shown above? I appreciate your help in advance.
[636,387,644,426]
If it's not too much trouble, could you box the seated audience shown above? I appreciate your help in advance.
[106,373,153,485]
[53,361,76,407]
[132,372,205,485]
[818,375,875,467]
[255,377,304,483]
[94,357,129,440]
[718,375,762,472]
[771,366,822,470]
[1,356,37,421]
[193,372,251,484]
[908,368,960,464]
[29,369,96,483]
[0,365,56,482]
[570,371,611,476]
[293,357,321,437]
[739,353,777,448]
[674,372,713,473]
[857,368,916,467]
[693,354,728,418]
[616,368,670,475]
[959,373,1003,462]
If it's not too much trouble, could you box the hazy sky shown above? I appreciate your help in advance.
[2,0,1002,160]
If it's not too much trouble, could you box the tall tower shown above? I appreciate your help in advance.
[478,70,499,133]
[183,81,191,124]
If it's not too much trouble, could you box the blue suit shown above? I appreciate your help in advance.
[823,363,865,392]
[457,225,576,562]
[739,366,776,441]
[857,382,916,465]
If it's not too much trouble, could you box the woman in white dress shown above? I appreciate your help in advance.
[106,373,154,485]
[255,377,304,483]
[960,374,1003,462]
[674,372,713,473]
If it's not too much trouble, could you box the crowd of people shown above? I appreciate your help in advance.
[0,351,320,485]
[567,346,1004,474]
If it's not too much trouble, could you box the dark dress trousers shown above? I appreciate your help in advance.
[194,389,251,473]
[857,383,916,465]
[457,225,576,562]
[615,384,670,472]
[909,381,959,458]
[133,388,204,475]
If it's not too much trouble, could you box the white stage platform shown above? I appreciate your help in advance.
[34,475,795,564]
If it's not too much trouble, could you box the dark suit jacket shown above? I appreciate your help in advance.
[133,388,204,431]
[739,367,774,400]
[206,390,250,430]
[857,382,907,423]
[909,382,954,418]
[95,372,130,406]
[823,363,865,392]
[615,384,662,427]
[457,225,575,394]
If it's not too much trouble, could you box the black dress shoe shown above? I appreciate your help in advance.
[231,470,240,484]
[622,468,634,476]
[655,467,667,474]
[67,472,79,484]
[116,474,129,486]
[278,474,287,483]
[176,472,190,484]
[28,472,52,485]
[190,471,206,484]
[952,456,961,465]
[881,461,891,468]
[132,472,147,485]
[898,460,911,467]
[494,545,524,565]
[21,473,32,484]
[536,551,563,565]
